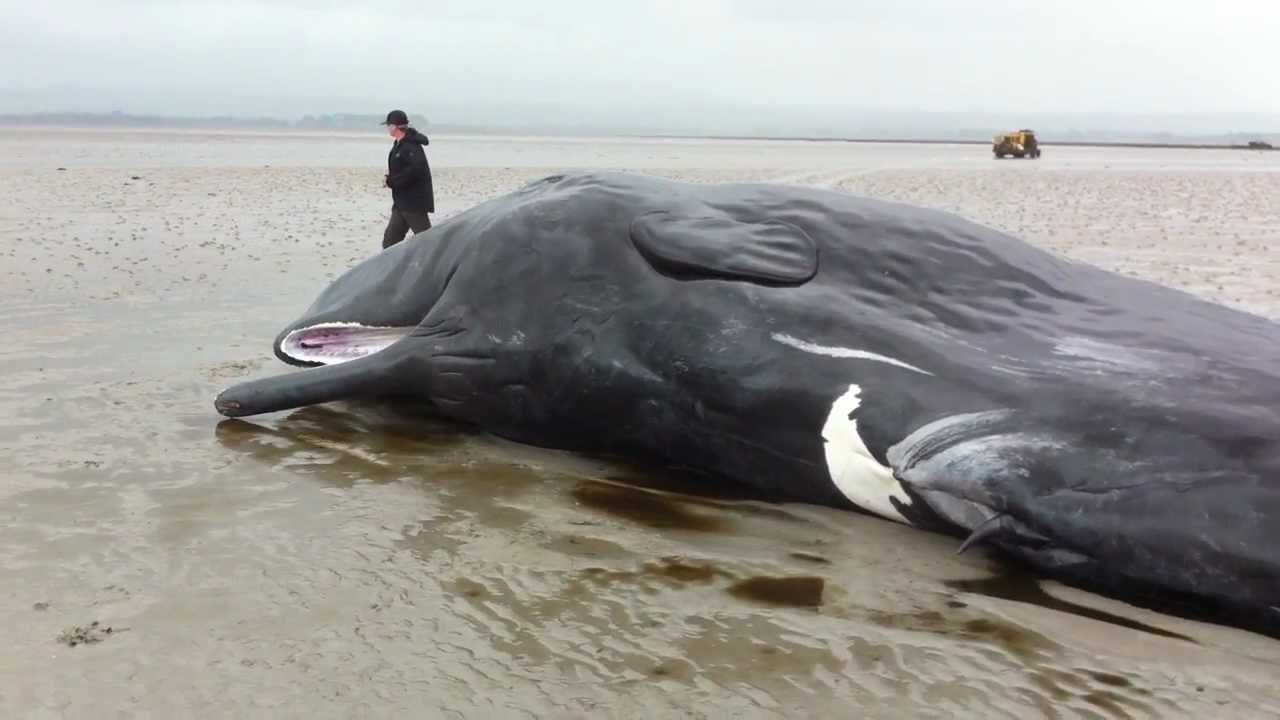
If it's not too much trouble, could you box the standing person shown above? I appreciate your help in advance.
[380,109,435,249]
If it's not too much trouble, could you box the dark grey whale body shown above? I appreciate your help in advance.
[215,171,1280,634]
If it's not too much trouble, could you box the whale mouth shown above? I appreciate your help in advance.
[279,322,414,365]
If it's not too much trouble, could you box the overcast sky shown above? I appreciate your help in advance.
[3,0,1278,130]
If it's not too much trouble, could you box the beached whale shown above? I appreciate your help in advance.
[214,171,1280,633]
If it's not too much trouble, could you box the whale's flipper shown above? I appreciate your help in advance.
[953,512,1057,558]
[887,407,1280,617]
[629,211,818,285]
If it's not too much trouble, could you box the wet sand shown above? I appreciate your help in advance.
[2,127,1279,718]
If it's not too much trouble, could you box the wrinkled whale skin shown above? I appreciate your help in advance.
[215,171,1280,635]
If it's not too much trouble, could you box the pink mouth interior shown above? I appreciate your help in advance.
[280,323,413,365]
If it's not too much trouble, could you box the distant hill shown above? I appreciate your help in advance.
[0,110,548,136]
[0,110,369,131]
[0,111,282,130]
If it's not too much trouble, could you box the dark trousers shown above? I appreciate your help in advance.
[382,207,432,249]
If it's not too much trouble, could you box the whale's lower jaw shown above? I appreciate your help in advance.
[278,323,414,366]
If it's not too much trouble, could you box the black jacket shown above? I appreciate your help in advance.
[386,128,435,213]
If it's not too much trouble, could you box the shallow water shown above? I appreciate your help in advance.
[2,129,1280,718]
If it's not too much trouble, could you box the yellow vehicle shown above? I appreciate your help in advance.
[993,129,1041,159]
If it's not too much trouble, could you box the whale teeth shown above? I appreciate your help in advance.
[280,323,414,365]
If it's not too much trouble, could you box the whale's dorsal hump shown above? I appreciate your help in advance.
[629,210,818,286]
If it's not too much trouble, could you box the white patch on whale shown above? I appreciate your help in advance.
[772,333,931,375]
[1051,335,1189,376]
[822,383,913,524]
[280,322,413,365]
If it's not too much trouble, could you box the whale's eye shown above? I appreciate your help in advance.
[629,211,818,286]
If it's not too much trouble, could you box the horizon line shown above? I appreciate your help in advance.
[2,122,1275,153]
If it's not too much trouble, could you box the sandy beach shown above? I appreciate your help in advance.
[2,126,1279,719]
